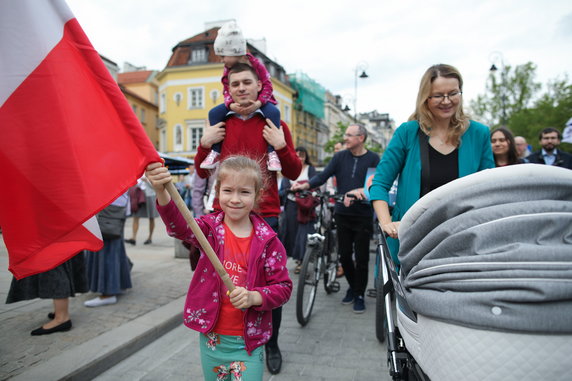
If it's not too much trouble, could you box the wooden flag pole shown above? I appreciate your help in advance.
[164,182,235,292]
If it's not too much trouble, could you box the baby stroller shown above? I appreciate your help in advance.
[378,164,572,381]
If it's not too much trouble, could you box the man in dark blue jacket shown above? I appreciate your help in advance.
[291,124,380,314]
[527,127,572,169]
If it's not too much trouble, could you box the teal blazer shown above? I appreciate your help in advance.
[369,120,495,261]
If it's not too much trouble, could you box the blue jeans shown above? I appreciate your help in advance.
[208,103,281,153]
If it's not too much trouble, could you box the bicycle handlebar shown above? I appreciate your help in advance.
[286,189,355,203]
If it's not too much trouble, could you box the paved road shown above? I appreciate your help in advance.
[1,216,389,380]
[95,249,389,381]
[0,217,189,380]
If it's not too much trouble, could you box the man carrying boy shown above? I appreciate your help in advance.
[195,63,301,374]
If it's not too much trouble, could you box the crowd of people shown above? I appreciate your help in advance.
[7,20,571,381]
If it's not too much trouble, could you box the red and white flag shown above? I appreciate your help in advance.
[0,0,161,279]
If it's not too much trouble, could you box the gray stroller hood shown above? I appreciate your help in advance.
[398,164,572,333]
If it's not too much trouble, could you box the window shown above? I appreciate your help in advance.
[186,120,205,151]
[140,108,146,123]
[160,128,166,152]
[210,89,220,105]
[187,87,204,109]
[190,47,208,63]
[284,104,291,123]
[174,124,183,152]
[174,92,182,106]
[132,104,137,114]
[160,93,166,113]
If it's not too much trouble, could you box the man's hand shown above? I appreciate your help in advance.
[290,181,310,192]
[262,119,286,150]
[344,188,366,207]
[200,121,226,149]
[229,287,262,309]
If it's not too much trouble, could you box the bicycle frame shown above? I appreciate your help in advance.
[295,190,342,326]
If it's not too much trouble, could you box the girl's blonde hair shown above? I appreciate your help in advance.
[408,64,470,146]
[215,155,265,206]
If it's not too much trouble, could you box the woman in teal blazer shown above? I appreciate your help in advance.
[369,64,494,263]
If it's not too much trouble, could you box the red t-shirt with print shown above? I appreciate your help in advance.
[213,224,253,336]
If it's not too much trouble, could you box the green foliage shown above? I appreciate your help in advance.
[324,121,348,153]
[470,62,541,127]
[366,141,383,154]
[508,76,572,151]
[470,62,572,152]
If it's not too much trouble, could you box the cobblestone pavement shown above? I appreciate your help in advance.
[0,217,189,380]
[1,217,389,380]
[95,245,389,381]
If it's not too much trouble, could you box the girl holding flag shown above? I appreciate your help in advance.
[145,156,292,381]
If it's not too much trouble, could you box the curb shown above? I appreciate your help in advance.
[11,296,186,381]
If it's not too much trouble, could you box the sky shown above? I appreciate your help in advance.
[66,0,572,125]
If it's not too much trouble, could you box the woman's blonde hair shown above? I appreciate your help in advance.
[214,155,265,206]
[409,64,470,146]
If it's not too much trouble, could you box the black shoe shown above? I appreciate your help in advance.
[48,312,55,319]
[125,239,136,245]
[31,320,72,336]
[341,288,354,305]
[265,345,282,375]
[143,239,152,245]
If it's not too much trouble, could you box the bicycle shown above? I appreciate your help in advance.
[295,190,349,326]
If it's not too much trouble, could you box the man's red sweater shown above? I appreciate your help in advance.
[195,115,301,218]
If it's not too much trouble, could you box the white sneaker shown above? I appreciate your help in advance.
[200,150,220,169]
[267,151,282,171]
[84,296,117,307]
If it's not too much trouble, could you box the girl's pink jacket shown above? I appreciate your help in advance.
[157,201,292,354]
[222,53,278,107]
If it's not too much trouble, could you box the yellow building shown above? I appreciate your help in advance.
[156,25,296,158]
[118,70,159,149]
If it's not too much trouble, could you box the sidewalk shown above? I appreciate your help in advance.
[0,217,191,380]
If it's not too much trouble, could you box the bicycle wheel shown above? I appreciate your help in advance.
[323,228,340,294]
[296,244,322,326]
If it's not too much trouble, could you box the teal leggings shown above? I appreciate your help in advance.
[199,332,264,381]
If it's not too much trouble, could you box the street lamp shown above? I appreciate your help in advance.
[354,62,369,122]
[489,51,507,126]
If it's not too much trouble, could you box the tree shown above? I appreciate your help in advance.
[470,62,572,153]
[470,62,541,127]
[509,76,572,151]
[323,121,347,154]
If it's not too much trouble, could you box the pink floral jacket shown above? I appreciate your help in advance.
[222,53,278,107]
[157,201,292,354]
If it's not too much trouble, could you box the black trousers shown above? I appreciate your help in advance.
[335,213,373,297]
[264,216,281,350]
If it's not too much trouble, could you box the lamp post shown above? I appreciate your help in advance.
[489,51,507,126]
[354,62,369,122]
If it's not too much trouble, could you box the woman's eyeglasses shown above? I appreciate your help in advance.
[428,91,462,103]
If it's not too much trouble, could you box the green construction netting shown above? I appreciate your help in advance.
[288,72,325,119]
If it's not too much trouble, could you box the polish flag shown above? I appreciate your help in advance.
[0,0,161,279]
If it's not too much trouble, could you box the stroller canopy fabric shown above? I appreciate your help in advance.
[398,164,572,333]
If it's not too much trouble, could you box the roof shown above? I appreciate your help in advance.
[118,70,154,84]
